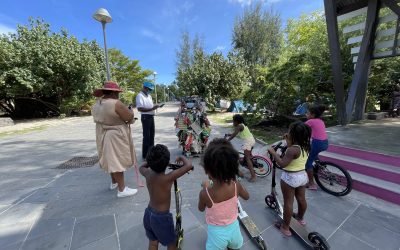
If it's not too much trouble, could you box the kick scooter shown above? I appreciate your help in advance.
[206,178,268,249]
[265,142,330,250]
[168,163,193,250]
[238,200,267,249]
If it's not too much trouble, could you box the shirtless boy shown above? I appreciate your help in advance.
[140,144,193,250]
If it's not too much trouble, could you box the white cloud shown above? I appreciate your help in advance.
[181,1,194,13]
[214,46,226,51]
[141,28,163,44]
[229,0,253,6]
[162,0,194,17]
[0,23,15,35]
[229,0,281,6]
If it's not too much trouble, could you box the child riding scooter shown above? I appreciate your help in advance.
[265,121,329,249]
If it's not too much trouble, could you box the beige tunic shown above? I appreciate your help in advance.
[92,98,137,173]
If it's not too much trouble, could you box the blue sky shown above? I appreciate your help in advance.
[0,0,323,85]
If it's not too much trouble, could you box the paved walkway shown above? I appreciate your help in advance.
[327,118,400,157]
[0,104,399,250]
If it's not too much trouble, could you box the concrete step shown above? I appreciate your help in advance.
[348,170,400,205]
[327,144,400,168]
[319,151,400,185]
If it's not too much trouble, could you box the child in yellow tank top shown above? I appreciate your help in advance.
[267,121,311,237]
[225,114,257,182]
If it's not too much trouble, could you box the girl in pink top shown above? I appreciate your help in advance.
[198,139,249,250]
[305,105,329,190]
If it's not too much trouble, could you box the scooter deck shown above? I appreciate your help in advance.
[239,216,261,238]
[289,220,312,244]
[273,198,313,247]
[277,214,313,247]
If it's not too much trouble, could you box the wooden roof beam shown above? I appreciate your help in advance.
[382,0,400,16]
[337,1,369,16]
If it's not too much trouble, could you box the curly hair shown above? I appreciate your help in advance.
[288,121,311,155]
[146,144,170,173]
[308,104,326,118]
[202,138,239,183]
[233,114,245,125]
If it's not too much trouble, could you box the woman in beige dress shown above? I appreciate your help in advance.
[92,81,139,198]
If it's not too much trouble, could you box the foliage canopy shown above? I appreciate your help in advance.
[0,18,151,118]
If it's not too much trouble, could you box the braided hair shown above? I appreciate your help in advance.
[288,121,312,155]
[202,138,239,183]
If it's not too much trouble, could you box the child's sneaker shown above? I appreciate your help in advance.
[110,183,118,190]
[117,187,138,198]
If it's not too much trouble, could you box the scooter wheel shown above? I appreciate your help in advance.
[265,195,276,209]
[176,229,184,250]
[256,236,267,250]
[308,232,330,250]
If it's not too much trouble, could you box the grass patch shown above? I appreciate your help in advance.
[251,127,286,144]
[0,125,48,138]
[207,111,234,127]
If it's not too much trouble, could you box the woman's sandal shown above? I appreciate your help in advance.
[292,213,307,226]
[274,221,292,237]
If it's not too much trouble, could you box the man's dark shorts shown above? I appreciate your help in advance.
[143,206,176,246]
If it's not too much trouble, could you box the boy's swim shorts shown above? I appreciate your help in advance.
[143,206,176,246]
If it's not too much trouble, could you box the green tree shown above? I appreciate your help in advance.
[108,48,153,104]
[175,31,206,96]
[191,33,204,64]
[255,11,354,116]
[0,18,105,117]
[167,82,180,100]
[369,57,400,110]
[176,31,191,72]
[232,2,282,67]
[177,50,249,106]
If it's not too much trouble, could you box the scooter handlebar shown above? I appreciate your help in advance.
[168,163,194,172]
[168,163,183,170]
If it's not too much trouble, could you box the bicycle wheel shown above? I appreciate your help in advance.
[314,161,353,196]
[252,155,272,177]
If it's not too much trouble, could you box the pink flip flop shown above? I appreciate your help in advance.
[275,221,292,237]
[293,213,307,226]
[307,184,318,191]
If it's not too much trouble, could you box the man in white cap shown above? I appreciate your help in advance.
[136,82,160,159]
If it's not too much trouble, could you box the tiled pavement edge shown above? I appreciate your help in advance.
[0,104,399,250]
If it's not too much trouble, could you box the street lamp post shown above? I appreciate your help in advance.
[153,72,158,104]
[93,8,112,81]
[163,85,166,102]
[167,87,171,102]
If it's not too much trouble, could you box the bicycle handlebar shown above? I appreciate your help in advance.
[269,142,287,166]
[273,142,283,151]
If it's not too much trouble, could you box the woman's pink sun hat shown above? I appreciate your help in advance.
[93,81,123,97]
